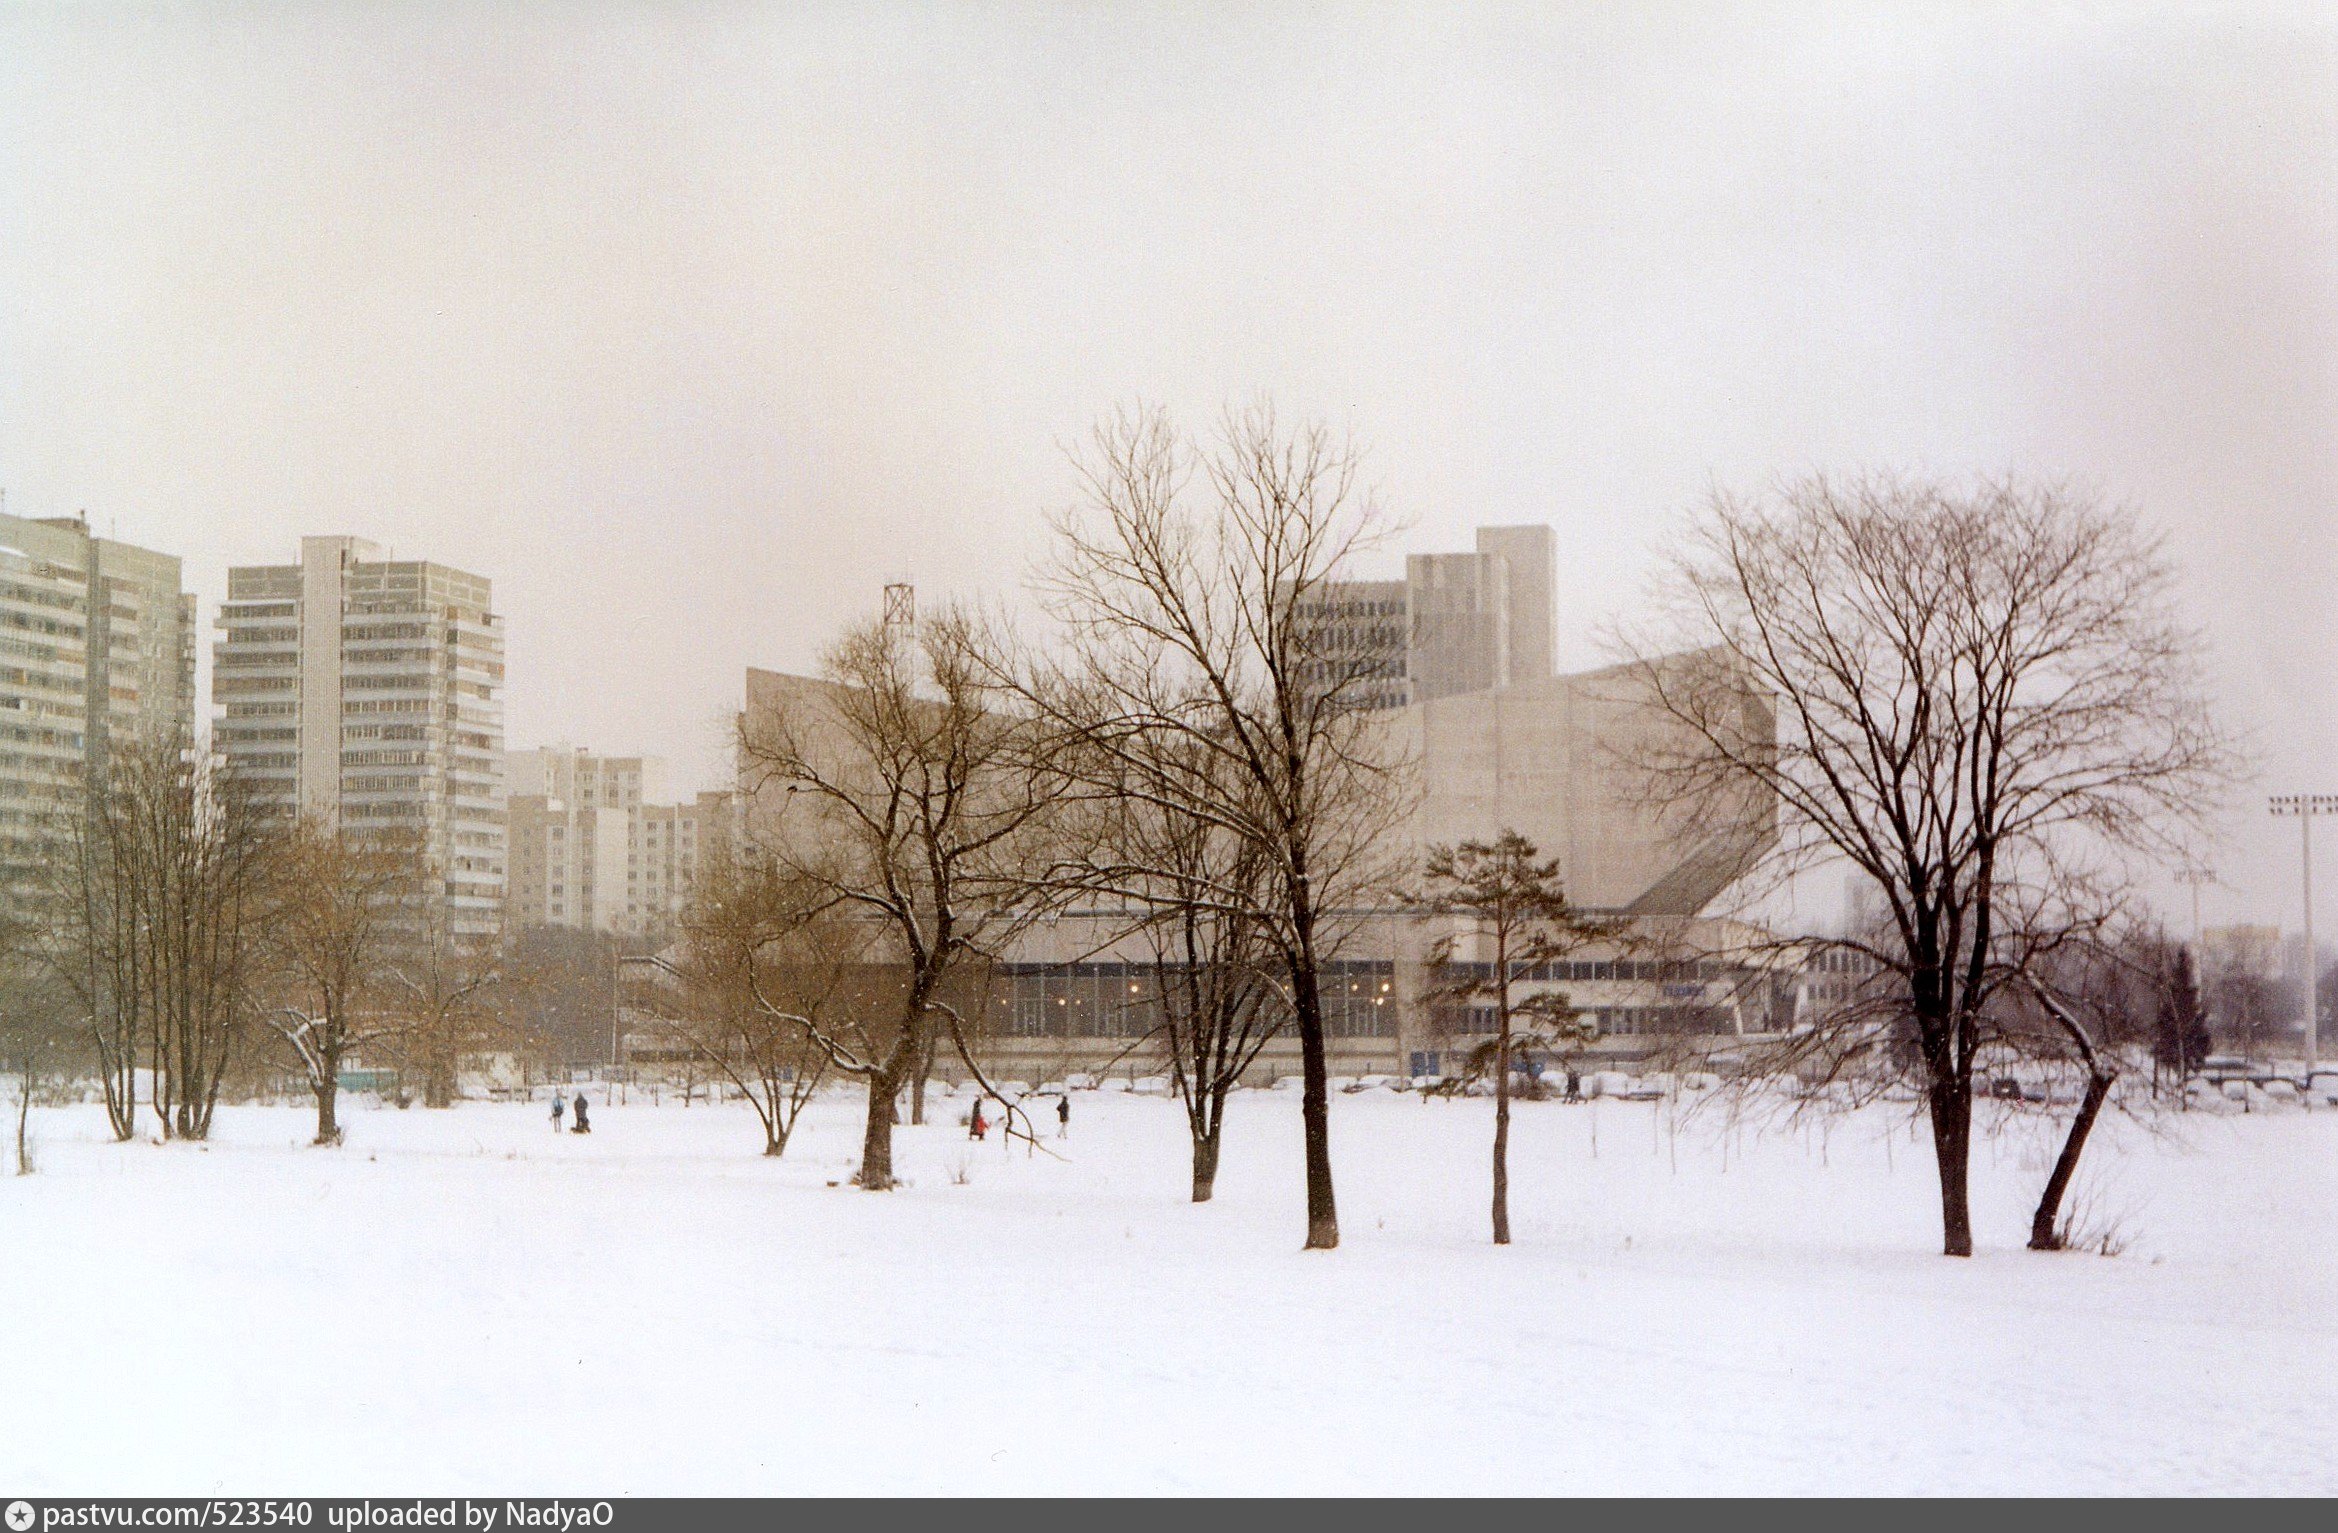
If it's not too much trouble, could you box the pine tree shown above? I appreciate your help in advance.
[1420,831,1611,1245]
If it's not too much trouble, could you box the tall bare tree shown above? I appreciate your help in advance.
[1623,475,2234,1255]
[1110,732,1285,1203]
[1022,401,1411,1249]
[259,824,427,1145]
[738,606,1064,1189]
[35,734,273,1140]
[1420,831,1608,1245]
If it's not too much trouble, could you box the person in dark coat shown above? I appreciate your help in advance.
[1056,1095,1071,1139]
[571,1091,591,1134]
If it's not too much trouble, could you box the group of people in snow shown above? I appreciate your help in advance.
[542,1084,1082,1144]
[965,1094,1072,1142]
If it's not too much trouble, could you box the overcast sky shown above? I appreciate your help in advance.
[2,1,2333,933]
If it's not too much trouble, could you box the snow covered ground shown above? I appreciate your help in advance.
[4,1084,2334,1495]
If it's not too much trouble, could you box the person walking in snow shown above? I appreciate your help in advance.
[571,1091,591,1134]
[1056,1095,1071,1140]
[970,1100,988,1142]
[551,1092,566,1132]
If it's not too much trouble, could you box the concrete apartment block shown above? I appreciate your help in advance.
[0,508,195,883]
[214,536,505,938]
[507,745,733,941]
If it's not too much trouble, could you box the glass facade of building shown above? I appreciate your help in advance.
[996,959,1398,1040]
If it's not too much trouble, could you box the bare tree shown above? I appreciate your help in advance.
[258,823,428,1145]
[644,850,847,1158]
[38,752,158,1139]
[1022,401,1411,1249]
[1622,476,2234,1256]
[2014,925,2181,1251]
[146,747,273,1140]
[0,906,71,1174]
[738,606,1064,1189]
[2203,931,2286,1063]
[506,925,623,1074]
[1115,734,1285,1203]
[33,734,273,1140]
[385,907,509,1109]
[1419,831,1608,1245]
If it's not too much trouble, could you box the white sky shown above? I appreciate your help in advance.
[2,2,2333,933]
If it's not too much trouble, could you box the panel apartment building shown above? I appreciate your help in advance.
[506,745,733,941]
[0,509,195,883]
[1298,524,1556,709]
[213,536,505,937]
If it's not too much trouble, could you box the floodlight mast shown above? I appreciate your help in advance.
[2267,793,2338,1078]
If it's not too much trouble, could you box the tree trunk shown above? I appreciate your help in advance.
[2030,1072,2114,1251]
[425,1050,455,1109]
[1492,1025,1512,1246]
[312,1034,344,1145]
[856,1073,898,1189]
[1926,1077,1973,1257]
[14,1059,32,1176]
[313,1078,341,1146]
[1191,1125,1222,1203]
[910,1031,936,1126]
[1291,966,1338,1249]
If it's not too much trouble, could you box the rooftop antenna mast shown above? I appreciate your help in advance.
[883,580,916,632]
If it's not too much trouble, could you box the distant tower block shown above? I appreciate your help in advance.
[883,582,916,630]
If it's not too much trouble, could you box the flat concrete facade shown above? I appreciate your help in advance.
[1404,657,1769,916]
[1300,523,1559,708]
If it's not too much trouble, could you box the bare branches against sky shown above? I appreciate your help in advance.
[1,2,2332,919]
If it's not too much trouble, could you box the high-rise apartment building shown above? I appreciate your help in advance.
[213,536,505,937]
[506,745,733,940]
[0,508,195,881]
[1298,524,1556,709]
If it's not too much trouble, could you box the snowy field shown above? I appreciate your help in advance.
[4,1084,2335,1496]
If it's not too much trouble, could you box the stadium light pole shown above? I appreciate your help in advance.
[2173,866,2212,952]
[2267,794,2338,1079]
